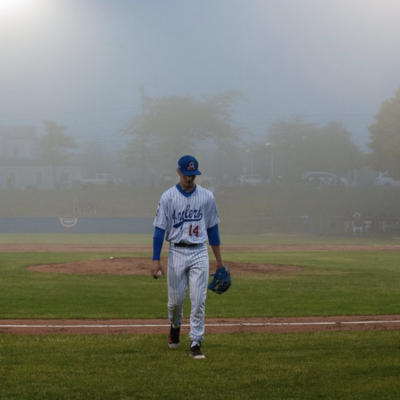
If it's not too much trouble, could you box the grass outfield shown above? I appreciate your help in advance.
[0,234,399,399]
[1,332,400,400]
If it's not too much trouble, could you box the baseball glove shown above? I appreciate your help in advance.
[208,265,231,294]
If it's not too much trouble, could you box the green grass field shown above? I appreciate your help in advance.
[1,234,400,399]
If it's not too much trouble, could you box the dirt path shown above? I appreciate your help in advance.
[1,316,399,335]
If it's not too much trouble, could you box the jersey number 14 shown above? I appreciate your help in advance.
[189,225,199,237]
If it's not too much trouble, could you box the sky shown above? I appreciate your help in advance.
[1,0,400,151]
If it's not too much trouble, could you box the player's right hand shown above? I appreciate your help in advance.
[151,260,164,279]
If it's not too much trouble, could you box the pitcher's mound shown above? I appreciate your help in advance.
[27,257,303,276]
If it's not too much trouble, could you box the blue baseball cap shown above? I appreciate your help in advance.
[177,155,202,176]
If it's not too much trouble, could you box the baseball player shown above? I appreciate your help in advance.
[151,155,224,359]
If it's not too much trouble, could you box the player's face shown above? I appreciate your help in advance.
[177,170,196,191]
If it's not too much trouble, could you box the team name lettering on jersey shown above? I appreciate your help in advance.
[172,205,203,228]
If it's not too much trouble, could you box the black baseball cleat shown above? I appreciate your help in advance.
[190,343,205,359]
[168,325,180,349]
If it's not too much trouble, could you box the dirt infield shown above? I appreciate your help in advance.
[2,243,399,335]
[27,256,302,276]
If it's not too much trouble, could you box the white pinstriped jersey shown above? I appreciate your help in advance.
[154,184,219,244]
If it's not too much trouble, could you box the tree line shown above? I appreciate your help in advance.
[39,85,400,185]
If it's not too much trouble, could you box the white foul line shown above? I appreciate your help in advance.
[0,320,399,329]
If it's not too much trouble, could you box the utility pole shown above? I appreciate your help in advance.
[138,84,145,117]
[138,84,145,185]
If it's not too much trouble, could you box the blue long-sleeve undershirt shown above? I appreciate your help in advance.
[152,227,165,261]
[207,224,221,246]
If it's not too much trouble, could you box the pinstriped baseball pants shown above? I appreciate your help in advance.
[167,243,209,343]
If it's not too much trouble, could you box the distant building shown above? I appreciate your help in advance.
[0,126,83,190]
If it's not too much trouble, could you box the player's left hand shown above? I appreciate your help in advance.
[208,265,231,294]
[151,260,165,279]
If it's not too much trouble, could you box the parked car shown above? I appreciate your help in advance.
[373,172,400,187]
[78,173,123,186]
[236,174,265,186]
[301,172,346,187]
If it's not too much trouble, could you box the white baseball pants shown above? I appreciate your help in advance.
[167,242,209,343]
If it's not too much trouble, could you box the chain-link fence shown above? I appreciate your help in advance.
[302,215,400,236]
[222,215,400,236]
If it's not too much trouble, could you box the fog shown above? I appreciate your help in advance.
[1,0,400,235]
[2,0,400,150]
